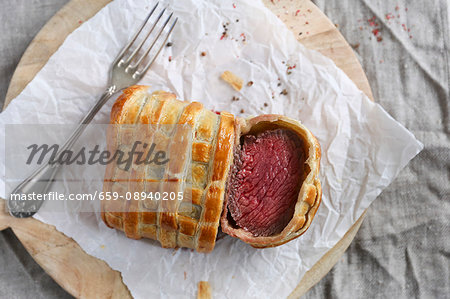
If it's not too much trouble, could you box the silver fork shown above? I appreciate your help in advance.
[7,2,177,218]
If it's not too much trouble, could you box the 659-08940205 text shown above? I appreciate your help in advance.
[9,191,184,201]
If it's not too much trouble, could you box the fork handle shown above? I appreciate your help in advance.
[60,85,116,152]
[7,86,117,218]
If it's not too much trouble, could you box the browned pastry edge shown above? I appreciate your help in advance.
[195,111,235,253]
[220,114,322,248]
[101,85,151,229]
[197,281,212,299]
[102,85,180,238]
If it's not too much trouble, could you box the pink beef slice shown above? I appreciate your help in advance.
[227,129,305,237]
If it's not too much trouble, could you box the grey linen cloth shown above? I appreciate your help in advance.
[0,0,449,298]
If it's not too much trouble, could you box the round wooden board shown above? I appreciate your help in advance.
[1,0,373,298]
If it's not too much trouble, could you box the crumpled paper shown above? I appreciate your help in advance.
[0,0,423,298]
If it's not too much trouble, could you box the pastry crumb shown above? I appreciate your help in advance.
[220,71,243,91]
[197,281,212,299]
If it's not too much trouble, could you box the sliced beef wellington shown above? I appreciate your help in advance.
[221,115,321,248]
[102,86,321,252]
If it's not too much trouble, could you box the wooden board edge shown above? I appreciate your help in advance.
[0,197,131,297]
[3,0,112,109]
[0,199,11,231]
[262,0,374,101]
[288,211,366,298]
[11,215,132,298]
[302,9,374,101]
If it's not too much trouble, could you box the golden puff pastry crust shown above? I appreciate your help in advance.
[102,86,235,253]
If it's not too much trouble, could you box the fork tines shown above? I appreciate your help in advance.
[115,2,178,78]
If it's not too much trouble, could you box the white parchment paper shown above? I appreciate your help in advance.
[0,0,423,297]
